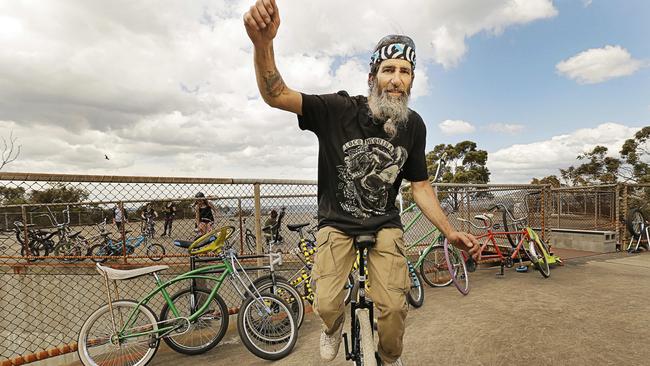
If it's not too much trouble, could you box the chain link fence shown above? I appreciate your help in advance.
[0,173,316,363]
[1,172,645,364]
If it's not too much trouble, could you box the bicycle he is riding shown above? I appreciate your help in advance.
[244,1,480,365]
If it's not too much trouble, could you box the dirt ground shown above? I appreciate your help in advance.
[68,250,650,366]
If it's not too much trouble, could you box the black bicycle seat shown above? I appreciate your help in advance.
[173,240,193,248]
[354,234,376,249]
[287,223,310,231]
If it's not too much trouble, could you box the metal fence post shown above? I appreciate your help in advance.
[557,191,561,229]
[622,184,629,247]
[21,205,30,257]
[615,184,621,249]
[254,183,262,255]
[238,198,244,253]
[541,185,547,241]
[594,191,598,230]
[119,201,127,264]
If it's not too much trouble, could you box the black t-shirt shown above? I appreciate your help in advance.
[298,91,428,236]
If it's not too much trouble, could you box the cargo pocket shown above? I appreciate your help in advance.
[311,228,337,281]
[387,236,411,293]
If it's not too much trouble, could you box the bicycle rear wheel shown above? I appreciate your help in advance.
[406,271,424,308]
[419,245,453,287]
[502,210,524,248]
[356,308,377,366]
[237,293,297,360]
[159,288,229,355]
[523,239,550,278]
[77,300,159,366]
[443,240,470,295]
[627,208,646,238]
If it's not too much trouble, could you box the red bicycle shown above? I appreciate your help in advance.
[457,205,550,278]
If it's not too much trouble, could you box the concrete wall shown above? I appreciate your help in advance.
[548,229,617,253]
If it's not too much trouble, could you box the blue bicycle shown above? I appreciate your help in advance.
[89,220,165,262]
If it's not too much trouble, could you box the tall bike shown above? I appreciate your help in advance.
[400,152,470,295]
[343,234,379,366]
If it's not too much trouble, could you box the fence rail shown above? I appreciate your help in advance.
[0,172,645,364]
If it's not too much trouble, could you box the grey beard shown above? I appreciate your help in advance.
[367,83,410,139]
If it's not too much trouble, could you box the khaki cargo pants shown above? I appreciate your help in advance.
[312,226,410,363]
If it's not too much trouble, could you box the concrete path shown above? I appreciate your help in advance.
[68,251,650,366]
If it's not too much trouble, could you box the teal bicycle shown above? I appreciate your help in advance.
[400,152,472,296]
[77,226,297,365]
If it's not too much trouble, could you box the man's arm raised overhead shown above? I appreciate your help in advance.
[243,0,303,115]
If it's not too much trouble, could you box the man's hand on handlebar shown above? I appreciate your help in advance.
[447,231,481,261]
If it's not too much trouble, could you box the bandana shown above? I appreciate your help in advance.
[370,43,416,70]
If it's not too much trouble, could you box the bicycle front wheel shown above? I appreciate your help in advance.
[77,300,159,366]
[356,308,377,366]
[159,288,229,355]
[524,239,550,278]
[146,244,165,261]
[419,245,453,287]
[252,277,305,329]
[237,293,297,360]
[443,240,470,295]
[406,271,424,308]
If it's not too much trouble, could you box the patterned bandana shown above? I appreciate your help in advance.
[370,42,416,70]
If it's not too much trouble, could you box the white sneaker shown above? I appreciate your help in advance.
[383,358,403,366]
[320,319,344,361]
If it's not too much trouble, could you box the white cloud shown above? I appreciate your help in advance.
[439,120,476,135]
[0,0,557,178]
[488,123,642,183]
[582,0,593,7]
[556,45,644,84]
[486,123,524,134]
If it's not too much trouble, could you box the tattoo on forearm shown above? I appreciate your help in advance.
[262,68,286,98]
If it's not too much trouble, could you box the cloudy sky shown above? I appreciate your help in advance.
[0,0,648,183]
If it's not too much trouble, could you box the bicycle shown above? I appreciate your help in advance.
[342,234,379,366]
[77,225,297,365]
[19,206,88,262]
[399,151,470,296]
[173,226,306,331]
[269,222,355,305]
[12,221,54,261]
[89,220,165,262]
[401,203,471,297]
[244,208,286,253]
[625,187,650,252]
[458,205,551,278]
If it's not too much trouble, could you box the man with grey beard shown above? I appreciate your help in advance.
[244,1,480,365]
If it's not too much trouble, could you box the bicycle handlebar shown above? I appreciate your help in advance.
[456,216,492,230]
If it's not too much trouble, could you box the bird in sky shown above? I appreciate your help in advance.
[105,154,110,160]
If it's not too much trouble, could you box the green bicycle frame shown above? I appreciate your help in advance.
[116,259,234,341]
[401,202,445,268]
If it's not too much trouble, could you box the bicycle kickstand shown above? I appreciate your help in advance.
[496,262,505,277]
